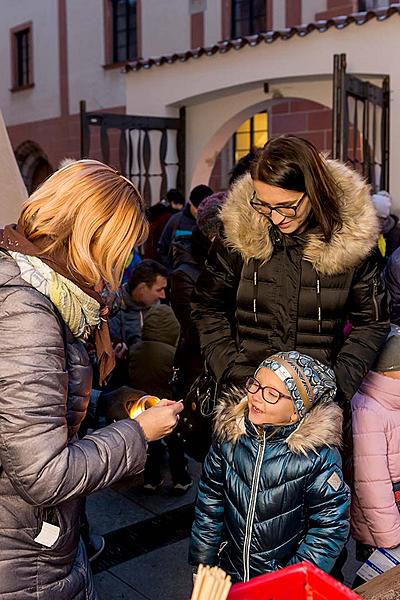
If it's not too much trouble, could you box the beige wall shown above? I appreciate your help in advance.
[66,0,125,114]
[205,0,222,45]
[141,0,191,58]
[302,0,327,25]
[0,0,60,126]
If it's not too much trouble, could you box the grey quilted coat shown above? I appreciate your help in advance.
[0,252,148,599]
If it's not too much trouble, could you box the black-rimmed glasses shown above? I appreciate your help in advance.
[250,191,307,218]
[245,376,291,404]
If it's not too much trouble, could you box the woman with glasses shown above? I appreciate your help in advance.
[191,135,389,406]
[189,351,350,582]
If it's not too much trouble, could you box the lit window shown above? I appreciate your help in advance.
[234,113,268,163]
[112,0,137,63]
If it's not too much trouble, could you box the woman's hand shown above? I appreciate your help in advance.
[134,399,183,442]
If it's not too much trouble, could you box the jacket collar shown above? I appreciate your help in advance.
[220,160,378,276]
[213,387,343,455]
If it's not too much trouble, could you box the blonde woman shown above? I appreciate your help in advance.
[0,160,182,599]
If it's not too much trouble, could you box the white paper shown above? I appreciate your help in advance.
[357,545,400,582]
[34,521,60,548]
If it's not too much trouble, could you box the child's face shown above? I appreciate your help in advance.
[247,368,298,426]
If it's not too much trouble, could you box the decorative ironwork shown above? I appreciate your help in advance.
[80,100,185,207]
[332,53,390,192]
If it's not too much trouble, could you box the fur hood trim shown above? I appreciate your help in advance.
[213,388,343,455]
[220,160,378,276]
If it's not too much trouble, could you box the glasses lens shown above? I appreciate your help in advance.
[263,387,280,404]
[246,377,260,394]
[251,201,271,216]
[276,206,297,217]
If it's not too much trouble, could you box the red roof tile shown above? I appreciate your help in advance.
[124,5,400,73]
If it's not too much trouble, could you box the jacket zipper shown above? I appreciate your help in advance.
[242,430,265,582]
[316,276,322,333]
[372,279,379,322]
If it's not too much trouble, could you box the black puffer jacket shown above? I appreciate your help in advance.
[189,393,350,581]
[192,161,389,402]
[0,253,148,599]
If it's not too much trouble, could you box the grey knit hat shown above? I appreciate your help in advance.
[373,326,400,372]
[256,351,337,420]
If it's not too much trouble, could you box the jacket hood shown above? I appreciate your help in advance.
[220,160,378,276]
[213,388,343,455]
[357,371,400,411]
[142,304,180,346]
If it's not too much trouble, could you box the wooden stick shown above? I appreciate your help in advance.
[190,565,232,600]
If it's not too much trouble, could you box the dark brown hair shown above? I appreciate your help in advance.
[250,135,343,241]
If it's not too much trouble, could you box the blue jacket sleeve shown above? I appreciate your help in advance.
[189,442,225,566]
[286,447,350,573]
[157,214,176,268]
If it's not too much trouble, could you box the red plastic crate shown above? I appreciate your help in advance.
[227,562,360,599]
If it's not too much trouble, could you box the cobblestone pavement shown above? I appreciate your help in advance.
[88,452,361,599]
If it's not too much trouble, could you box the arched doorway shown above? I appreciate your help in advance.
[14,141,53,194]
[209,98,332,191]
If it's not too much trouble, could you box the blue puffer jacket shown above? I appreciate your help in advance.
[189,393,350,582]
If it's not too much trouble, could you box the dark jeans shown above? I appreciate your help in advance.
[144,432,188,485]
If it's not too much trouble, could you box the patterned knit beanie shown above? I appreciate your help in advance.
[196,192,226,239]
[255,351,337,420]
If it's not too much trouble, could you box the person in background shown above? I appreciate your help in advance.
[171,192,226,399]
[372,190,400,258]
[189,351,350,582]
[157,184,213,271]
[129,305,192,492]
[122,247,142,286]
[351,329,400,576]
[0,159,183,599]
[108,259,168,387]
[144,189,185,260]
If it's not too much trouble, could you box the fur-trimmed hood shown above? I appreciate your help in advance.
[213,388,343,455]
[220,160,378,276]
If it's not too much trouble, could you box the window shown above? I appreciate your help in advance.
[11,23,33,90]
[234,112,268,163]
[112,0,137,63]
[231,0,267,39]
[358,0,391,8]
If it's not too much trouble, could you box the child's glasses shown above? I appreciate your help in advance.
[245,376,292,404]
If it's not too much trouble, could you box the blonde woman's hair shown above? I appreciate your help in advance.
[19,159,148,290]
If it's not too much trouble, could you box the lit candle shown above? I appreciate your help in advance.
[129,395,160,419]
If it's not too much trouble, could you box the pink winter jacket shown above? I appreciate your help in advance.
[351,371,400,548]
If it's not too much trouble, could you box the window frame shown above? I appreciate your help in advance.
[233,112,268,163]
[358,0,391,9]
[10,21,34,92]
[231,0,267,39]
[111,0,137,64]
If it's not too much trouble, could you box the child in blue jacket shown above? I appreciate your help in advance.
[189,351,350,582]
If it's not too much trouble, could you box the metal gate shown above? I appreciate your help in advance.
[80,100,185,207]
[332,53,390,192]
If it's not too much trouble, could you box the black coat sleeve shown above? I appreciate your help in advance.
[191,238,242,382]
[334,250,390,402]
[171,269,195,339]
[385,247,400,325]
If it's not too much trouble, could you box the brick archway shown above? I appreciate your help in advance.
[15,140,53,194]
